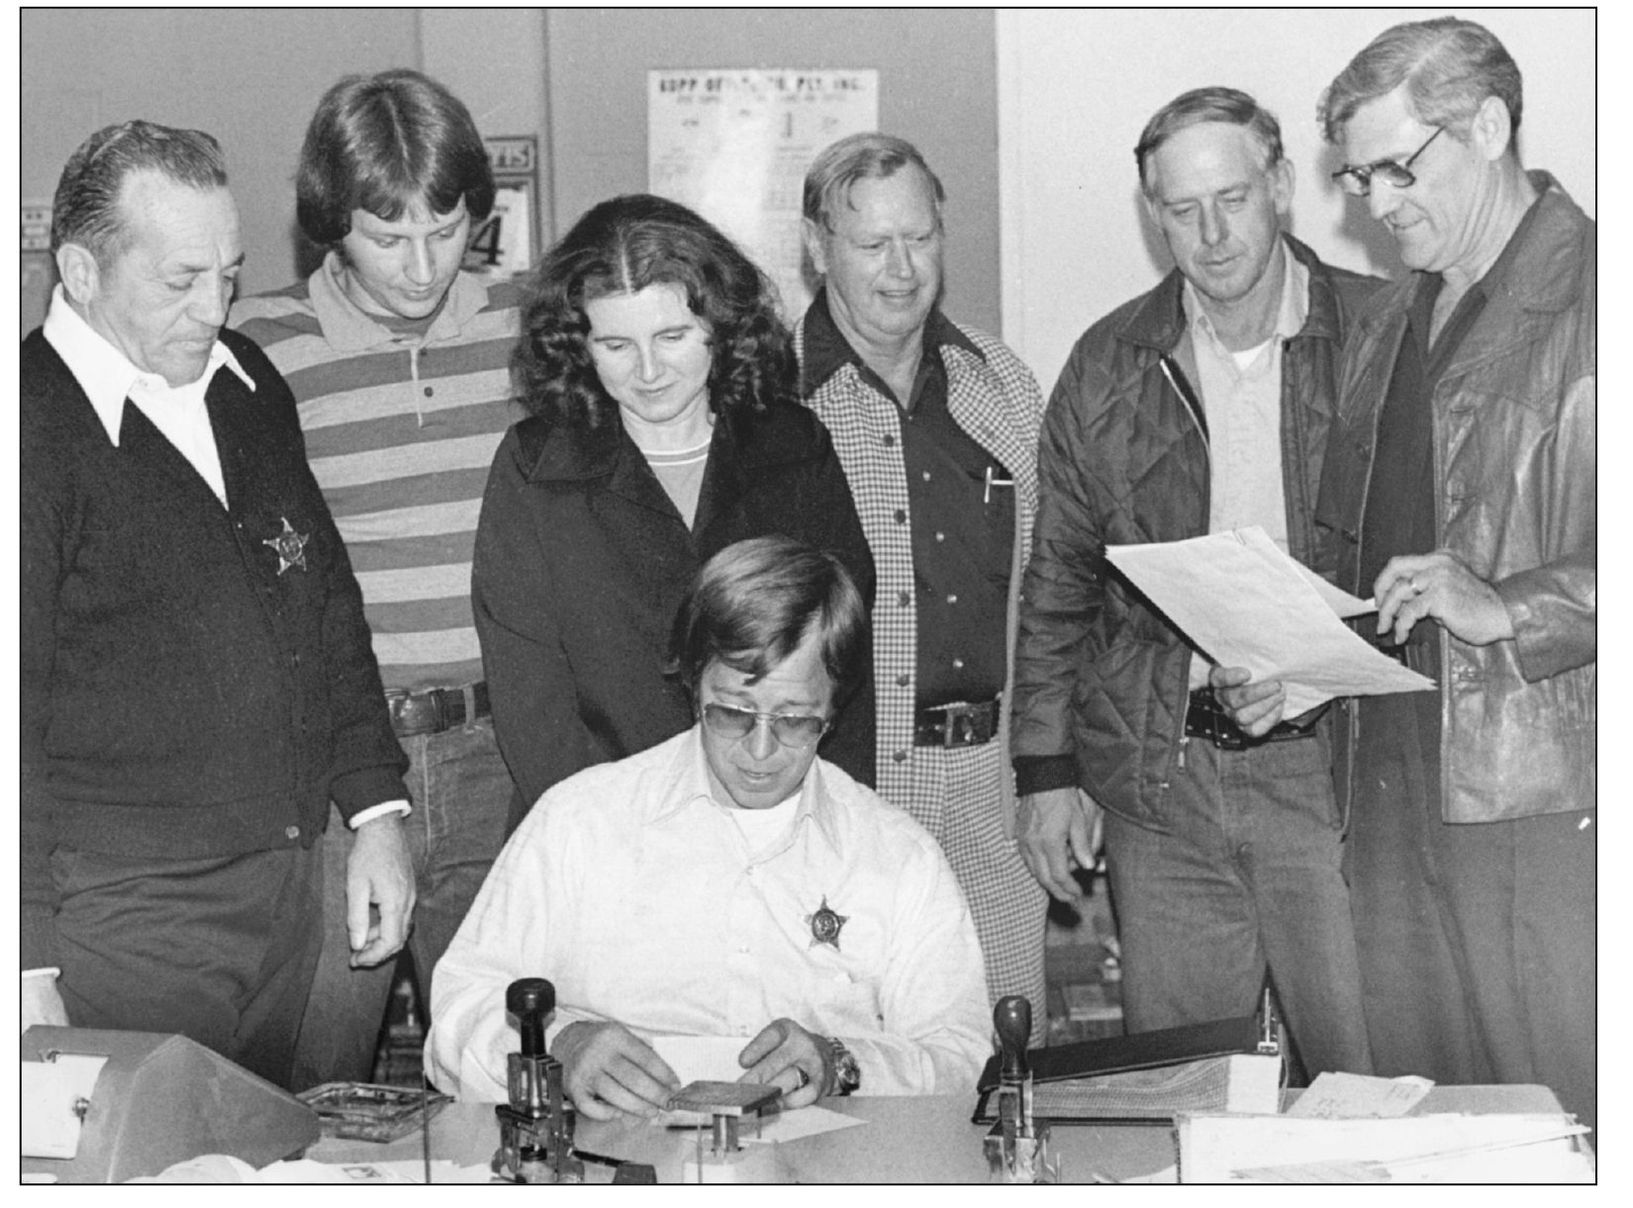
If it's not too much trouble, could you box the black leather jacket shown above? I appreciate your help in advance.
[1316,174,1595,823]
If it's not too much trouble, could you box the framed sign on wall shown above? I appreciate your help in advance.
[648,69,879,319]
[465,135,539,280]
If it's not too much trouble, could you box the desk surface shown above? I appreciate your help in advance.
[310,1085,1572,1184]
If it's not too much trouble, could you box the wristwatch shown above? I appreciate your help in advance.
[824,1036,861,1096]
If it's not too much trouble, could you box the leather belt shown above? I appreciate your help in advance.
[913,698,1001,748]
[1183,687,1322,752]
[386,682,491,738]
[1374,639,1438,678]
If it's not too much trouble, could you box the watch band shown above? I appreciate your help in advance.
[824,1036,861,1096]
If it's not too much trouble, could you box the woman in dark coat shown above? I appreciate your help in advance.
[476,193,875,828]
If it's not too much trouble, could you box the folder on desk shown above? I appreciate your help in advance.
[972,1014,1281,1125]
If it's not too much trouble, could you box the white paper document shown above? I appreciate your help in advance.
[21,1054,108,1158]
[744,1104,865,1144]
[131,1156,485,1184]
[1177,1112,1593,1183]
[1105,527,1435,715]
[650,1035,752,1086]
[1287,1072,1435,1119]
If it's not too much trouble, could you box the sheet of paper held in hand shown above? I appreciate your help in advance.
[1104,527,1435,716]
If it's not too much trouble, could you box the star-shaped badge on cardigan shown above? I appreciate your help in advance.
[262,517,310,574]
[806,896,849,951]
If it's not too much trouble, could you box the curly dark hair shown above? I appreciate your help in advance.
[512,193,798,426]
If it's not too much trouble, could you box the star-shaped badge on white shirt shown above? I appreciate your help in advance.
[806,895,849,951]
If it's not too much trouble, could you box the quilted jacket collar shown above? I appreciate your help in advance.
[1115,234,1344,353]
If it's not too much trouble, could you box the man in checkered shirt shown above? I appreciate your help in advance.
[795,133,1048,1040]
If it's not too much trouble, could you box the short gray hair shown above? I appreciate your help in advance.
[1135,87,1284,196]
[51,120,228,265]
[803,132,945,232]
[1318,16,1523,145]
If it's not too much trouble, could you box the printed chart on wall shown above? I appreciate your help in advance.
[649,69,878,320]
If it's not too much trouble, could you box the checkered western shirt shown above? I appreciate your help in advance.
[795,303,1045,833]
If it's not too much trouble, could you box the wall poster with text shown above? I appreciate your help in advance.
[648,69,879,321]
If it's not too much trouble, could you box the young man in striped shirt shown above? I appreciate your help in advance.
[234,70,524,1089]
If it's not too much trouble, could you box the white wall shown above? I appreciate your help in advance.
[998,8,1596,393]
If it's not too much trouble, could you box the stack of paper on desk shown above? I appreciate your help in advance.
[1176,1112,1594,1183]
[1105,527,1434,715]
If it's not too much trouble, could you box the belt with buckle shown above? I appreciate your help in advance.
[913,698,1001,748]
[386,682,491,738]
[1184,687,1322,752]
[1373,638,1437,678]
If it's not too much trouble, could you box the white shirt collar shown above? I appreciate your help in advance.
[646,726,843,854]
[308,251,493,352]
[42,284,254,446]
[1182,239,1311,353]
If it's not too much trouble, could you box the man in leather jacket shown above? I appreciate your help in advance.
[1010,89,1380,1082]
[1276,17,1592,1131]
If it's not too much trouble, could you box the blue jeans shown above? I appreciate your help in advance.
[290,717,511,1090]
[1101,732,1372,1082]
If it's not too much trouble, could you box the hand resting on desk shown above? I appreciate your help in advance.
[553,1020,682,1121]
[738,1018,832,1108]
[555,1017,833,1119]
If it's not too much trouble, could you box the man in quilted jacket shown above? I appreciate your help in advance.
[1010,88,1380,1082]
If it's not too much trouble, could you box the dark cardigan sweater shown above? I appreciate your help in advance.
[21,327,407,960]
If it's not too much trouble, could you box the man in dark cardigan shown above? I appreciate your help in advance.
[20,120,413,1088]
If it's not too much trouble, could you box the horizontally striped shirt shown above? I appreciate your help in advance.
[233,257,525,691]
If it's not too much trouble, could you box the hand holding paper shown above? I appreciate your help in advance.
[1104,527,1433,716]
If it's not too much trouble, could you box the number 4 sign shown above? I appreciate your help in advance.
[464,136,539,280]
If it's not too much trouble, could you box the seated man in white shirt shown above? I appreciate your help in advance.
[427,535,991,1114]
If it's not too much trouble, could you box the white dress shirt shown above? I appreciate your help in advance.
[427,727,992,1102]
